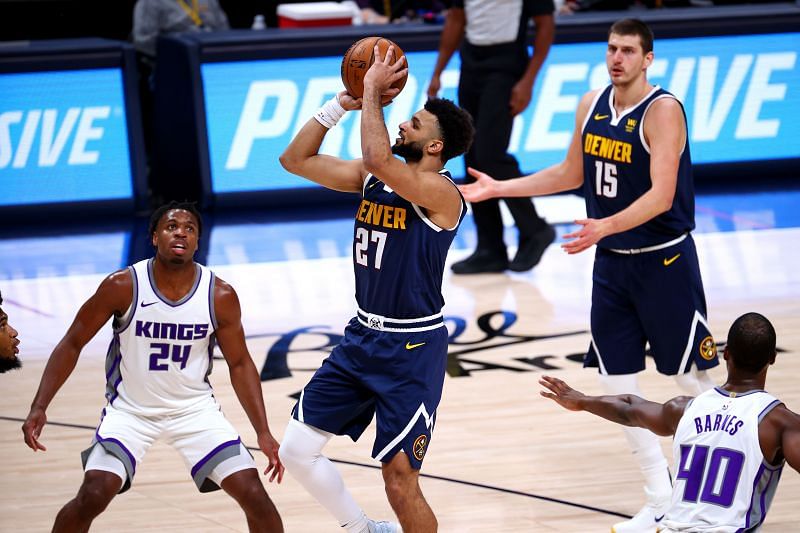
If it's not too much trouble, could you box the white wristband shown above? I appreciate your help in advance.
[313,95,346,129]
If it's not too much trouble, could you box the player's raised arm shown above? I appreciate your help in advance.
[458,89,595,203]
[278,92,367,194]
[539,375,689,437]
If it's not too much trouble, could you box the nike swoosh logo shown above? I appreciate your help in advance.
[405,342,426,350]
[594,113,609,120]
[140,301,159,307]
[655,514,665,522]
[663,253,681,266]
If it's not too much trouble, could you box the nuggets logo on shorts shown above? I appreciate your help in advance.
[413,434,428,461]
[699,336,717,361]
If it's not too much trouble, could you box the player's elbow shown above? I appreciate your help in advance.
[279,150,300,174]
[362,151,391,176]
[655,193,675,215]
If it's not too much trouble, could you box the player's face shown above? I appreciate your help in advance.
[392,110,442,162]
[151,209,200,264]
[606,33,652,87]
[0,308,22,373]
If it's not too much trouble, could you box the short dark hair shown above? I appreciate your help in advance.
[726,312,776,374]
[0,290,3,306]
[609,18,654,54]
[148,201,203,239]
[424,98,475,163]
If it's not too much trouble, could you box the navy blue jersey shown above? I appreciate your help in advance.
[582,85,695,250]
[353,171,465,319]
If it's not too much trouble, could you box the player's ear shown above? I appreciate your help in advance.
[427,139,443,156]
[644,51,654,69]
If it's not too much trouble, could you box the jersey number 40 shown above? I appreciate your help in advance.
[677,444,745,507]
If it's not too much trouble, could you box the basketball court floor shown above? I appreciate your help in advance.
[1,183,799,532]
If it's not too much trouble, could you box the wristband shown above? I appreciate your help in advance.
[313,95,346,129]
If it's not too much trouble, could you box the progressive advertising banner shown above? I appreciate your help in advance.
[202,32,799,194]
[0,68,134,206]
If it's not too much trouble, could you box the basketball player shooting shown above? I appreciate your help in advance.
[278,44,474,533]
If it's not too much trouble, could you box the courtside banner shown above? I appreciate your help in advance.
[202,32,799,194]
[0,68,134,206]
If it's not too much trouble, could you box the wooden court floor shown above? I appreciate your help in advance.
[1,226,798,532]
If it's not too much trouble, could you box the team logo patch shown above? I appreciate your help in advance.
[699,336,717,361]
[413,434,428,461]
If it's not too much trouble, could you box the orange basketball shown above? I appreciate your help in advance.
[341,36,407,99]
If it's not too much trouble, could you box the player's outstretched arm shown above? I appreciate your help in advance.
[539,375,689,437]
[278,93,366,194]
[459,90,595,203]
[22,269,132,452]
[781,411,800,472]
[761,405,800,472]
[214,277,284,483]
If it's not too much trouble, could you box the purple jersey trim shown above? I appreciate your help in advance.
[114,266,138,334]
[146,258,202,307]
[191,438,240,478]
[208,272,218,331]
[95,432,137,475]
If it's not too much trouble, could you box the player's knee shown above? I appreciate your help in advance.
[279,420,329,472]
[238,479,270,508]
[674,369,714,396]
[381,455,417,498]
[277,439,305,471]
[75,480,115,516]
[597,372,641,395]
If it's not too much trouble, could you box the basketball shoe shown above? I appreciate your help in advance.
[611,487,669,533]
[367,519,402,533]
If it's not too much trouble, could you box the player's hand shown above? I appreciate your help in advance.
[539,375,585,411]
[426,75,441,99]
[363,45,407,94]
[458,167,500,202]
[338,90,362,111]
[22,406,48,451]
[257,431,284,483]
[339,89,399,110]
[510,78,533,116]
[561,218,610,254]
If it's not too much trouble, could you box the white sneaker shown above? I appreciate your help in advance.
[366,519,402,533]
[611,504,664,533]
[612,487,669,533]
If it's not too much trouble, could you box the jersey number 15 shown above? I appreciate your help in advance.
[594,161,618,198]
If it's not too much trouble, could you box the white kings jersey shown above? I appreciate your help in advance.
[663,387,784,532]
[104,258,218,416]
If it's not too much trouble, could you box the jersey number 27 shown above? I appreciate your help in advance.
[355,228,387,269]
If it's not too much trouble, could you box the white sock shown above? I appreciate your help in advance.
[674,368,715,396]
[598,374,672,506]
[279,419,367,531]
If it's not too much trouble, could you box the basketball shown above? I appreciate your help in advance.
[341,36,407,99]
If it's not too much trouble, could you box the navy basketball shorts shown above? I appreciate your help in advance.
[291,318,449,470]
[584,234,719,375]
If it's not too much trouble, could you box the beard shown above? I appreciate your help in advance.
[392,140,424,163]
[0,354,21,373]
